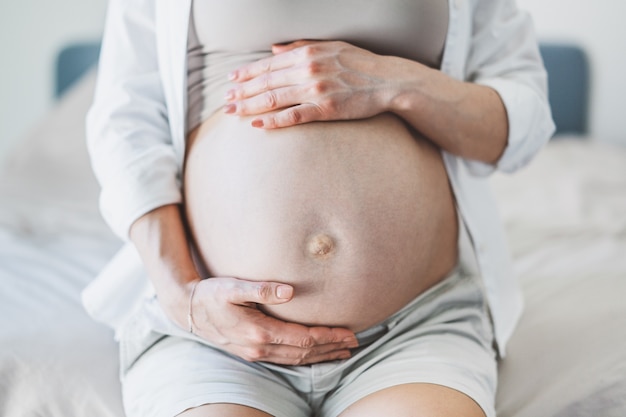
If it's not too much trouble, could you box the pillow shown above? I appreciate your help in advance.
[491,138,626,241]
[0,70,115,241]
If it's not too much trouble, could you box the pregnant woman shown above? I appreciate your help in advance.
[85,1,554,416]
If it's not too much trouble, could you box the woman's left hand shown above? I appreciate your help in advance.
[224,40,403,128]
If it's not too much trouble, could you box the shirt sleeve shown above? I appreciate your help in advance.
[463,0,556,176]
[86,0,182,240]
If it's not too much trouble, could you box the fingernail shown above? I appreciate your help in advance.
[251,119,264,128]
[342,337,359,347]
[338,351,352,360]
[224,89,235,101]
[228,71,237,81]
[223,103,236,114]
[276,285,293,299]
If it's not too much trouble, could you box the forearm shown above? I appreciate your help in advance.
[129,204,200,325]
[386,58,508,164]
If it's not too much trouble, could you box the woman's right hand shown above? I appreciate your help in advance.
[131,204,357,366]
[179,276,359,365]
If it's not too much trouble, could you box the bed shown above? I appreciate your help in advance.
[1,42,624,416]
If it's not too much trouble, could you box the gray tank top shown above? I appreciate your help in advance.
[187,1,449,133]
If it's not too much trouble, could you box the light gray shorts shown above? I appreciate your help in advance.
[120,268,497,417]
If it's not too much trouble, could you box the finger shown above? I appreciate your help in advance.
[271,39,321,54]
[252,103,325,129]
[238,343,354,365]
[234,319,359,364]
[205,298,359,365]
[228,56,338,103]
[229,51,298,83]
[259,316,359,348]
[230,41,331,82]
[226,66,304,102]
[227,280,294,306]
[232,75,332,116]
[227,87,296,116]
[235,307,358,348]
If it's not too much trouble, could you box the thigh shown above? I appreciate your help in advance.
[122,335,310,417]
[325,332,497,417]
[321,271,498,417]
[338,383,486,417]
[178,403,274,417]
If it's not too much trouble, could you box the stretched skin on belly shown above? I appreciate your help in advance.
[184,112,458,331]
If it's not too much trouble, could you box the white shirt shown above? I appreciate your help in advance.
[84,0,555,355]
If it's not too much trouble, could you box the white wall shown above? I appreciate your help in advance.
[0,0,107,160]
[518,0,626,145]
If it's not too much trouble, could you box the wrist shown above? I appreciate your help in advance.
[386,63,447,117]
[129,203,205,325]
[155,274,203,329]
[187,279,203,334]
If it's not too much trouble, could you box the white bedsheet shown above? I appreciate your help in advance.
[0,230,122,416]
[1,71,625,416]
[492,139,626,417]
[0,70,124,416]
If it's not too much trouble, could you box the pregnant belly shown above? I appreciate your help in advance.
[184,112,458,332]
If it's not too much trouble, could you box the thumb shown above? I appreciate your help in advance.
[231,280,294,306]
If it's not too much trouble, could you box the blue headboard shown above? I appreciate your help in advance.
[55,42,101,99]
[539,43,590,136]
[55,41,590,136]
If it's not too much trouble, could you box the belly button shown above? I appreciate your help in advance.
[306,233,335,259]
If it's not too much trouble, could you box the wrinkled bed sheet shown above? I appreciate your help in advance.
[0,230,122,416]
[0,71,125,416]
[492,139,626,417]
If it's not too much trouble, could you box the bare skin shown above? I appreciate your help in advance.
[226,40,507,163]
[173,40,503,417]
[338,384,486,417]
[177,404,271,417]
[130,204,358,364]
[184,110,458,332]
[177,384,486,417]
[128,39,506,416]
[130,40,507,364]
